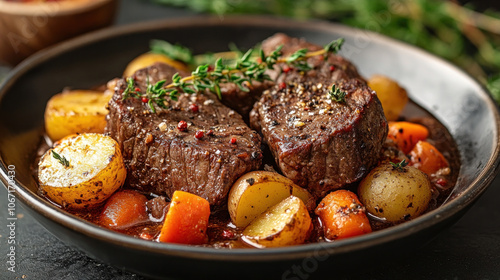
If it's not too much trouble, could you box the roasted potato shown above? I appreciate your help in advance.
[368,75,409,121]
[38,133,126,209]
[123,52,189,77]
[358,161,432,222]
[44,90,112,142]
[228,171,314,228]
[242,195,311,248]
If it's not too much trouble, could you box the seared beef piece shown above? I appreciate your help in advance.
[106,63,263,206]
[250,34,388,198]
[218,33,317,119]
[146,196,169,221]
[219,80,273,122]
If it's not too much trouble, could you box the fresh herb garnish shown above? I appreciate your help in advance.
[52,150,70,167]
[323,38,345,60]
[390,159,409,171]
[152,0,500,104]
[328,84,347,103]
[124,39,344,113]
[150,39,195,66]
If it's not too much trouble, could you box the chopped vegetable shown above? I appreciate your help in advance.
[38,133,127,209]
[315,190,372,240]
[158,191,210,245]
[100,190,149,229]
[242,195,311,248]
[409,141,449,175]
[387,121,429,154]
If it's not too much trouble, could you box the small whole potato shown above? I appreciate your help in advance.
[368,75,409,121]
[123,53,189,77]
[358,161,432,223]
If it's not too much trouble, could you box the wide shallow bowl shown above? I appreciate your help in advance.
[0,16,499,279]
[0,0,118,66]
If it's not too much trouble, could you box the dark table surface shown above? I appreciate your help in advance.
[1,1,500,279]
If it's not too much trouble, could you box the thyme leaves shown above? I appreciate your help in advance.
[52,150,70,167]
[123,38,344,113]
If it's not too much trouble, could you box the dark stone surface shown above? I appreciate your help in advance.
[1,0,500,279]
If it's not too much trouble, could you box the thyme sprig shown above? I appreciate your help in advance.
[123,38,345,113]
[328,84,347,103]
[52,150,70,167]
[391,159,409,171]
[152,0,500,104]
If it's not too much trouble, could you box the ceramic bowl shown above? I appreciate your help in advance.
[0,16,499,279]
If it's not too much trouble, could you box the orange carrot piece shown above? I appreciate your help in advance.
[315,190,372,240]
[387,121,429,154]
[100,190,149,229]
[409,140,449,175]
[158,191,210,245]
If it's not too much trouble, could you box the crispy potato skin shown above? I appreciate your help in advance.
[38,133,126,209]
[368,75,408,121]
[123,53,189,77]
[358,161,432,222]
[44,90,111,141]
[228,171,314,228]
[242,195,311,248]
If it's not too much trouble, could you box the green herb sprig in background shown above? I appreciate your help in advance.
[152,0,500,104]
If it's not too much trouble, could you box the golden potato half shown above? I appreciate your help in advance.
[44,90,111,142]
[123,52,189,77]
[242,195,311,248]
[228,171,314,228]
[38,133,126,209]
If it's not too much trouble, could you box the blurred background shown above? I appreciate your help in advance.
[1,0,499,103]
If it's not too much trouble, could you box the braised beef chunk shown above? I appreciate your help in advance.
[146,196,169,221]
[218,33,318,120]
[250,34,388,198]
[106,63,263,206]
[219,80,274,121]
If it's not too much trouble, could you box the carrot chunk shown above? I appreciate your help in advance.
[315,190,372,240]
[409,140,449,175]
[158,191,210,245]
[387,121,429,154]
[100,190,149,229]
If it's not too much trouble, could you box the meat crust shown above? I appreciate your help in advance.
[106,63,263,206]
[250,34,388,198]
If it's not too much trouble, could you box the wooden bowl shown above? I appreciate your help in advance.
[0,0,118,66]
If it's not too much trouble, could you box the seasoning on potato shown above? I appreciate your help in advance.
[358,160,432,223]
[228,171,314,228]
[44,90,112,142]
[242,195,311,248]
[38,133,127,209]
